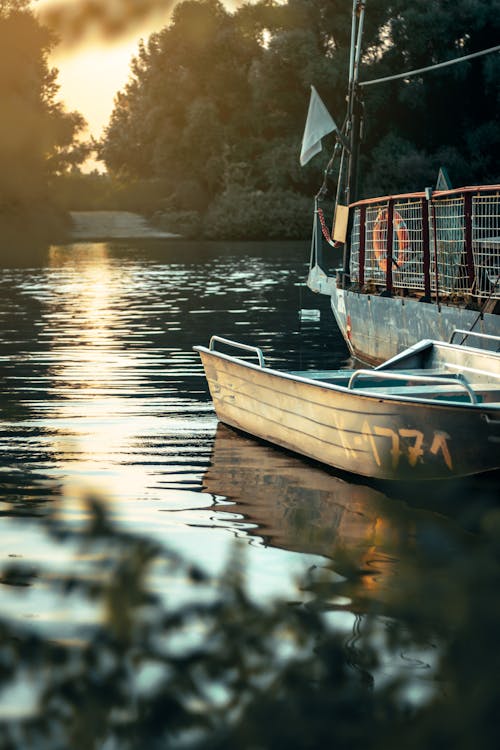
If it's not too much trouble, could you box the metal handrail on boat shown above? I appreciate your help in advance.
[449,329,500,347]
[443,361,500,381]
[209,336,265,367]
[483,413,500,425]
[347,369,478,404]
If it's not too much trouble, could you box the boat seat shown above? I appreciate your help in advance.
[289,370,500,403]
[290,367,450,379]
[443,362,500,383]
[288,370,354,380]
[357,383,500,404]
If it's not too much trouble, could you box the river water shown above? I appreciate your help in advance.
[0,239,498,700]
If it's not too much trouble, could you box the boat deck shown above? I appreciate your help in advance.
[288,368,500,403]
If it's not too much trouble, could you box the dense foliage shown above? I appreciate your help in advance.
[1,493,500,749]
[98,0,500,238]
[0,0,87,241]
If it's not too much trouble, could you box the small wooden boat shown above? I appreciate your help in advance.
[195,331,500,481]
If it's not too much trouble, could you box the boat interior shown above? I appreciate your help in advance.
[204,333,500,406]
[290,333,500,405]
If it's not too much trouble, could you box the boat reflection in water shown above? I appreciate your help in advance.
[203,424,480,616]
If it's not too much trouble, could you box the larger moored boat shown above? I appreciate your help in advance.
[306,1,499,364]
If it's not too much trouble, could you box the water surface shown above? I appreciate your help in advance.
[0,239,496,656]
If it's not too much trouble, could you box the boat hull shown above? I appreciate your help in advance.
[308,266,500,365]
[197,348,500,481]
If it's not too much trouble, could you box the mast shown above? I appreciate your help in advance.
[341,0,365,286]
[346,0,365,205]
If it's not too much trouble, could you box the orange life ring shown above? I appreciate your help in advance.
[373,208,409,272]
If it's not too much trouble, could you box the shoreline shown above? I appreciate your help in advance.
[69,211,181,241]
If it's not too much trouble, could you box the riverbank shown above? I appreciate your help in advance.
[69,211,181,241]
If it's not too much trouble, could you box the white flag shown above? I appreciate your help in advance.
[299,85,337,166]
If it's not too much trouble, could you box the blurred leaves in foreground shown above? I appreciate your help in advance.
[38,0,177,46]
[1,494,500,749]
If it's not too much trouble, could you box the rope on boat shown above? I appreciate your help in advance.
[317,207,340,247]
[359,44,500,87]
[462,275,500,349]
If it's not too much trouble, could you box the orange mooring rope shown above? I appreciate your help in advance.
[317,207,340,247]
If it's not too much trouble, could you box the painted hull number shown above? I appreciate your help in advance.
[361,421,453,471]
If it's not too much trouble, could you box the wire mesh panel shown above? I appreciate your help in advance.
[431,196,467,296]
[359,199,425,288]
[472,193,500,299]
[393,199,425,291]
[364,204,386,284]
[349,208,361,282]
[348,187,500,300]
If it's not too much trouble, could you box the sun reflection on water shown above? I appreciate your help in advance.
[34,243,212,503]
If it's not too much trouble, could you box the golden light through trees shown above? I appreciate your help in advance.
[35,1,244,142]
[37,0,244,45]
[38,0,176,45]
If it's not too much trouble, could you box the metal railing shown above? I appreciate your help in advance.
[209,336,266,367]
[449,329,500,347]
[349,186,500,300]
[347,369,478,404]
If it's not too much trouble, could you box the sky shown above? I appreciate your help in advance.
[52,35,156,172]
[36,0,181,171]
[40,0,243,151]
[52,38,145,138]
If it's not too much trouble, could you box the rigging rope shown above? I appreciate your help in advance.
[463,274,500,348]
[317,207,339,248]
[359,44,500,87]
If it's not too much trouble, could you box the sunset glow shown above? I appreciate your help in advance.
[52,40,141,137]
[36,0,171,141]
[39,0,242,140]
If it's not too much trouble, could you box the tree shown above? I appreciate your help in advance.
[99,0,500,237]
[99,0,337,232]
[0,0,87,227]
[100,0,261,188]
[360,0,500,193]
